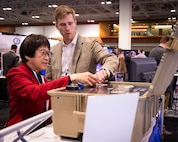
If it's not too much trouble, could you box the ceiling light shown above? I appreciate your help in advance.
[3,7,12,11]
[115,12,119,15]
[32,15,40,19]
[106,1,112,4]
[75,13,80,16]
[22,22,29,25]
[87,20,95,23]
[48,4,58,8]
[101,2,105,4]
[172,17,176,20]
[170,9,176,13]
[0,17,4,20]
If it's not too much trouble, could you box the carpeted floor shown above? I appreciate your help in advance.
[0,101,9,129]
[163,116,178,142]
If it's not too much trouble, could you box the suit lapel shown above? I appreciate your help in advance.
[52,42,62,78]
[71,36,83,74]
[22,63,40,84]
[58,42,62,76]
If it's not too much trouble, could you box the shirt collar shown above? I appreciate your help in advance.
[62,32,78,46]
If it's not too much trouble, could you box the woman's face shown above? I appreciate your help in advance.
[25,46,51,72]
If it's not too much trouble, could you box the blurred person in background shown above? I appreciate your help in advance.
[130,51,136,57]
[149,36,173,111]
[116,48,127,81]
[135,48,147,58]
[149,35,174,135]
[2,44,19,76]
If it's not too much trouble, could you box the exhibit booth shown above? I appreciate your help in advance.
[1,23,178,142]
[47,25,178,142]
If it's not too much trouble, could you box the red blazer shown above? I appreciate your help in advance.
[6,63,69,126]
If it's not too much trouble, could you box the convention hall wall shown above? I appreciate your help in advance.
[0,23,164,52]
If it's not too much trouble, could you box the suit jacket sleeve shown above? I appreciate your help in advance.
[90,40,119,76]
[7,65,69,102]
[6,63,69,125]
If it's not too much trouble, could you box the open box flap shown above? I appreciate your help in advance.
[147,22,178,97]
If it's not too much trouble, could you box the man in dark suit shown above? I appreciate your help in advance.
[2,44,19,76]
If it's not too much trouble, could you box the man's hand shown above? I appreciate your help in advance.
[95,69,108,83]
[70,72,99,86]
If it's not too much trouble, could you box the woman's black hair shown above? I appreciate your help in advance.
[20,34,50,63]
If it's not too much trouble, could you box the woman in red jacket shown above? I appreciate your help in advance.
[6,34,99,126]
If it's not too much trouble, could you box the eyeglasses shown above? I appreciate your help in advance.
[38,49,53,58]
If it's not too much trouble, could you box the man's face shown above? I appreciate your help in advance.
[55,14,77,44]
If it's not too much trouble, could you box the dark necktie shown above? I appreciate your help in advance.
[36,72,47,111]
[36,72,42,84]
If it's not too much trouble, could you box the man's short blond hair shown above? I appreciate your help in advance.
[53,5,76,22]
